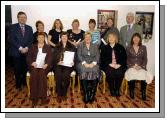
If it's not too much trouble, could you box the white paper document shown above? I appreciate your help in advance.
[35,52,46,68]
[61,51,75,67]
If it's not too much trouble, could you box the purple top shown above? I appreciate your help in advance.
[126,45,147,70]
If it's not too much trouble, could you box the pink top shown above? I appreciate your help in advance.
[112,50,117,65]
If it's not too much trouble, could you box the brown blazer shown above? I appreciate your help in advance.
[27,44,52,74]
[126,45,147,70]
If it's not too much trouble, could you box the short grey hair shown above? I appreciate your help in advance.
[126,12,134,17]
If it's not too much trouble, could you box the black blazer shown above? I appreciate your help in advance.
[100,43,127,71]
[53,41,76,66]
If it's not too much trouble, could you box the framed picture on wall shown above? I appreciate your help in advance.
[135,12,154,40]
[97,10,118,34]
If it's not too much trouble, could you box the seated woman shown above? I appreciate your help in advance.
[27,32,52,107]
[77,32,100,104]
[100,32,127,97]
[53,31,76,103]
[125,33,153,100]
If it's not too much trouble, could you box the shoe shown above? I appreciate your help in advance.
[110,90,115,96]
[128,81,135,99]
[57,96,62,103]
[141,90,146,100]
[41,99,50,105]
[115,89,120,97]
[32,99,38,107]
[141,80,147,100]
[81,80,89,104]
[62,96,67,101]
[89,80,98,103]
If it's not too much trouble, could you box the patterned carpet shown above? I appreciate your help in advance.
[5,66,155,108]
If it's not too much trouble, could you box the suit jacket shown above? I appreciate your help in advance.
[77,41,100,65]
[119,24,142,48]
[8,23,33,57]
[126,45,147,70]
[100,43,127,71]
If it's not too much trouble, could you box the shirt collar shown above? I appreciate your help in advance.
[19,23,25,27]
[128,23,133,29]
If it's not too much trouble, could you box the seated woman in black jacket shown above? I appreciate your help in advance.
[53,31,76,103]
[100,32,127,97]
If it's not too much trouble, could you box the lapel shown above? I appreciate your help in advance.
[17,23,28,39]
[16,23,23,39]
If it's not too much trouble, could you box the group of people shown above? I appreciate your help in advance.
[8,11,153,107]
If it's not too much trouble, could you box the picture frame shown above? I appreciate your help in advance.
[135,12,154,40]
[97,10,118,34]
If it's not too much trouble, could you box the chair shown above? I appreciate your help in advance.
[77,70,106,94]
[70,71,76,94]
[26,72,54,98]
[26,71,76,97]
[26,72,30,97]
[47,72,55,96]
[120,78,128,95]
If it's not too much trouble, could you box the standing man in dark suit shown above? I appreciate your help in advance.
[8,11,33,91]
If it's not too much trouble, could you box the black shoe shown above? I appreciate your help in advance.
[89,80,98,103]
[83,93,89,104]
[81,80,89,104]
[115,89,120,96]
[142,90,146,100]
[130,89,134,99]
[110,90,116,96]
[89,91,95,103]
[141,80,147,100]
[128,81,135,99]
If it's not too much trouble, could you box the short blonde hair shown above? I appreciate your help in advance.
[107,32,118,43]
[84,32,92,39]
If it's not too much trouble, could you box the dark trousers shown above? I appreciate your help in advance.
[13,55,28,89]
[55,66,72,97]
[105,66,125,92]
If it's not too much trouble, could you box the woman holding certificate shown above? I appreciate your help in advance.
[53,32,76,103]
[27,32,52,107]
[77,32,100,104]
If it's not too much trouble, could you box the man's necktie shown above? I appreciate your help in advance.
[21,25,25,37]
[128,25,131,33]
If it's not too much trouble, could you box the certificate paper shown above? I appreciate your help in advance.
[35,52,46,68]
[61,51,75,67]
